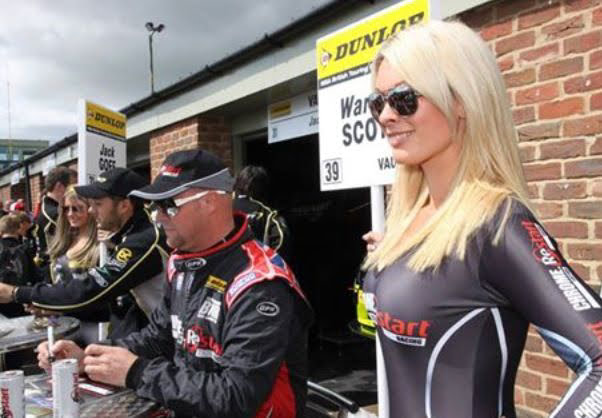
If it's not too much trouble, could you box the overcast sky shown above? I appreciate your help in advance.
[0,0,332,142]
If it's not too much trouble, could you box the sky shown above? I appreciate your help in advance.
[0,0,332,142]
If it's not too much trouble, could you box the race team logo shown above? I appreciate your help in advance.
[522,221,562,267]
[376,311,431,347]
[205,275,227,293]
[185,324,223,358]
[197,298,221,323]
[256,301,280,317]
[115,248,133,264]
[184,258,206,270]
[159,164,182,177]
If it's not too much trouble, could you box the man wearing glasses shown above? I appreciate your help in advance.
[0,168,168,340]
[37,150,313,418]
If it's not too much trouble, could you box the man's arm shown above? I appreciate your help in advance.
[115,280,296,418]
[12,227,164,313]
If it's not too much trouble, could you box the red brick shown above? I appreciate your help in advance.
[546,378,570,397]
[598,265,602,280]
[519,144,537,162]
[591,50,602,70]
[565,70,602,93]
[571,263,591,282]
[504,68,537,88]
[565,30,602,54]
[565,0,602,12]
[514,106,536,125]
[519,122,560,141]
[498,0,537,19]
[519,5,561,29]
[567,242,602,260]
[535,202,564,219]
[516,370,543,390]
[539,57,584,81]
[515,388,525,406]
[594,180,602,196]
[542,181,587,199]
[592,93,602,110]
[565,158,602,178]
[539,97,584,119]
[519,43,560,62]
[592,137,602,154]
[543,220,589,238]
[525,334,543,352]
[540,139,586,159]
[594,7,602,26]
[564,115,602,136]
[481,20,513,41]
[527,183,540,199]
[568,200,602,218]
[516,82,559,105]
[524,162,562,181]
[525,353,569,378]
[498,55,515,72]
[496,31,536,56]
[596,222,602,237]
[542,16,585,40]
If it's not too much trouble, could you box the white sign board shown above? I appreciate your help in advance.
[77,100,127,185]
[43,155,56,176]
[268,90,318,143]
[316,0,432,191]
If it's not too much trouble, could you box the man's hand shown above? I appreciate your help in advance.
[37,340,85,373]
[0,283,15,303]
[24,304,60,316]
[83,344,138,387]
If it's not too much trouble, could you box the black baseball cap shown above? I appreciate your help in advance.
[129,149,234,200]
[75,168,148,199]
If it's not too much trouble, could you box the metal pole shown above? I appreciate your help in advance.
[149,33,155,94]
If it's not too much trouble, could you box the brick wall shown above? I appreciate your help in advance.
[149,115,232,180]
[461,0,602,416]
[29,173,43,207]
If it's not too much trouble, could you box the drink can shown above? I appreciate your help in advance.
[52,359,80,417]
[0,370,24,418]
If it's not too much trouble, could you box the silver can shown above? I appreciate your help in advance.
[0,370,24,418]
[52,359,80,418]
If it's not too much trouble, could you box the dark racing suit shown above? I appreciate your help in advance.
[32,195,59,278]
[16,209,168,339]
[119,214,312,418]
[364,200,602,418]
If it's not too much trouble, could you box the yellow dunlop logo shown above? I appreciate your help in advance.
[86,101,127,139]
[205,275,227,293]
[316,0,429,82]
[115,248,133,263]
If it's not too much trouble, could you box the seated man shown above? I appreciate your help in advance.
[0,168,168,339]
[37,150,313,418]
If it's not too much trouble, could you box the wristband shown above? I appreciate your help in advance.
[11,287,18,303]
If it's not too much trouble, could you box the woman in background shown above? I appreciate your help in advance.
[362,20,602,417]
[47,186,108,345]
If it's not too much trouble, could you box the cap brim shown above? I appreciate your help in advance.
[129,168,234,201]
[75,184,110,199]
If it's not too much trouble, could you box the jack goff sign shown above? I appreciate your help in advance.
[316,0,432,191]
[77,100,127,185]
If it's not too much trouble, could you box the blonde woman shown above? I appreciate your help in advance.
[47,187,108,345]
[362,20,602,418]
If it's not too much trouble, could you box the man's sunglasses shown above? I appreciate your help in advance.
[368,84,422,120]
[149,190,227,218]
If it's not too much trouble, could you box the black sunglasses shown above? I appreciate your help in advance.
[63,205,83,214]
[148,198,178,218]
[368,84,422,120]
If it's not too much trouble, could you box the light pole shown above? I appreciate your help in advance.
[145,22,164,94]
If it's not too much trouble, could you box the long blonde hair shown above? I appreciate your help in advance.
[48,187,99,269]
[364,20,533,273]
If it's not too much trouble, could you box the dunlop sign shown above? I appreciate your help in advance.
[77,100,127,185]
[316,0,432,191]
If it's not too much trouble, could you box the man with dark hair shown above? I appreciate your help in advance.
[0,168,168,339]
[36,150,312,418]
[33,166,77,275]
[234,165,291,260]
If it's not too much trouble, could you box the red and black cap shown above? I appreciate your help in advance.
[75,168,148,199]
[129,149,234,200]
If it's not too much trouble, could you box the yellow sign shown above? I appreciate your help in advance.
[316,0,429,82]
[115,248,133,264]
[86,101,126,139]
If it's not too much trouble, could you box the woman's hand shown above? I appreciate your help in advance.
[362,231,384,252]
